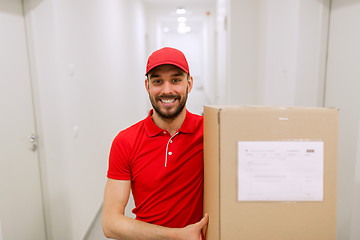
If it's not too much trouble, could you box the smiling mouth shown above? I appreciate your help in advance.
[157,95,179,104]
[160,98,176,104]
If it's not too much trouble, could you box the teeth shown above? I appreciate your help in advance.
[161,99,175,103]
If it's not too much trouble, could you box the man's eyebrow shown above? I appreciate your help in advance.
[149,73,160,79]
[149,71,185,79]
[171,72,184,77]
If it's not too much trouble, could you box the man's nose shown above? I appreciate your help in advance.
[162,81,174,95]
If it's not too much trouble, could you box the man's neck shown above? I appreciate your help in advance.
[151,109,187,136]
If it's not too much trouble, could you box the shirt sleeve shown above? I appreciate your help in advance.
[107,132,132,180]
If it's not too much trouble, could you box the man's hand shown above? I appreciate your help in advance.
[178,213,209,240]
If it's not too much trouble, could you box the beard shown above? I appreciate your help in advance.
[149,87,188,120]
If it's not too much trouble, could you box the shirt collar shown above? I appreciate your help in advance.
[144,109,197,137]
[179,110,197,134]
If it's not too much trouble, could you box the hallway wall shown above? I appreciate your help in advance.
[325,1,360,239]
[228,0,329,107]
[23,0,147,239]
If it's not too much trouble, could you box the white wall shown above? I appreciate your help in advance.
[324,1,360,240]
[24,0,147,239]
[227,0,258,104]
[215,0,229,105]
[295,0,329,106]
[228,0,329,106]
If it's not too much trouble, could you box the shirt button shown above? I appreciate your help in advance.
[168,152,172,155]
[169,140,173,143]
[163,131,167,134]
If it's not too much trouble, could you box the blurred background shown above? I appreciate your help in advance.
[1,0,360,239]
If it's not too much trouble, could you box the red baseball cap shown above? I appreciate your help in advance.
[145,47,189,75]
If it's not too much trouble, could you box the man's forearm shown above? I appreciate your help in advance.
[102,212,208,240]
[102,213,181,240]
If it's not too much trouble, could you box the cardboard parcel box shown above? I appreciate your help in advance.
[203,106,338,240]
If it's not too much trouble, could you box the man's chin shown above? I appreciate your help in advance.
[157,111,179,120]
[154,107,184,120]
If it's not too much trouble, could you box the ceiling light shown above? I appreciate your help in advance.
[177,17,187,23]
[176,7,186,14]
[177,25,191,34]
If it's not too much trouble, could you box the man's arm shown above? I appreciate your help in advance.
[101,179,208,240]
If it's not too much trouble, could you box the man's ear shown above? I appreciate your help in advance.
[145,77,150,94]
[187,75,193,93]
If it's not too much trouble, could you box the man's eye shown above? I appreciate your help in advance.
[173,78,181,83]
[152,80,162,84]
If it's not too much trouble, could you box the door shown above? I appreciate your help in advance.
[0,0,46,239]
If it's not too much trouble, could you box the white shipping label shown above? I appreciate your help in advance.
[238,141,324,201]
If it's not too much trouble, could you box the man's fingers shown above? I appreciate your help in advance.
[199,213,209,227]
[200,213,209,239]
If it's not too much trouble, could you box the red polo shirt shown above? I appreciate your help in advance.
[107,110,203,228]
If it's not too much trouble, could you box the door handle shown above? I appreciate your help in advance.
[30,134,37,151]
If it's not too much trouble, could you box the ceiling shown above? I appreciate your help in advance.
[142,0,216,35]
[141,0,215,7]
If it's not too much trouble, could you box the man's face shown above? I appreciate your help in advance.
[145,64,193,120]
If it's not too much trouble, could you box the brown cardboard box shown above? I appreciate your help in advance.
[203,106,338,240]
